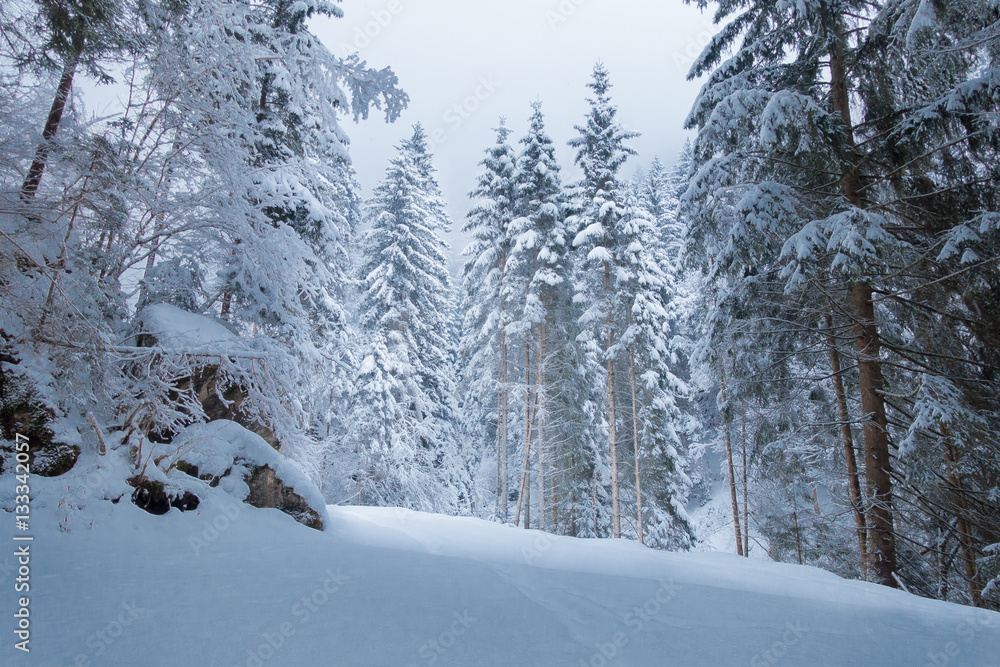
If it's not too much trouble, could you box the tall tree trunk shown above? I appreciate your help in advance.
[524,341,531,529]
[495,378,502,518]
[500,329,509,521]
[549,448,558,531]
[496,362,503,517]
[741,416,749,557]
[605,262,621,538]
[592,474,598,536]
[628,306,643,544]
[523,462,531,529]
[21,55,80,201]
[830,24,898,588]
[824,313,869,575]
[514,343,538,529]
[943,440,984,607]
[851,281,897,586]
[721,375,744,557]
[792,494,804,565]
[851,282,896,586]
[537,323,546,532]
[497,324,508,519]
[498,251,510,522]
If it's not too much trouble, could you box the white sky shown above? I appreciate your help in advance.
[310,0,716,259]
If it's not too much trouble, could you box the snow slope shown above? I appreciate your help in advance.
[2,498,998,666]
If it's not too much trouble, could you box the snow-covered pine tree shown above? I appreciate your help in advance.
[858,0,1000,608]
[507,102,571,530]
[616,180,694,549]
[350,125,463,512]
[684,0,1000,599]
[459,119,518,519]
[568,63,639,538]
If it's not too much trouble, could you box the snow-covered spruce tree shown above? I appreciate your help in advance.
[568,63,639,539]
[133,0,407,476]
[349,125,464,513]
[459,119,518,520]
[506,102,572,531]
[681,0,904,585]
[637,156,684,264]
[857,0,1000,608]
[684,0,1000,597]
[615,182,694,549]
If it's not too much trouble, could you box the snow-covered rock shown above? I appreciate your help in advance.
[136,303,237,352]
[171,420,327,530]
[134,304,280,449]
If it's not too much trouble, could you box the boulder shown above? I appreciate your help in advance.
[0,345,79,477]
[135,304,279,450]
[171,420,327,531]
[127,476,201,515]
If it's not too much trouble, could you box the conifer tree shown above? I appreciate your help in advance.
[508,102,571,529]
[684,0,1000,595]
[617,181,694,548]
[459,119,518,519]
[350,126,462,512]
[569,64,639,538]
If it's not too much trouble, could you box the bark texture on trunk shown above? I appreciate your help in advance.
[829,23,898,588]
[629,343,643,545]
[741,418,749,557]
[605,262,620,538]
[721,376,744,557]
[22,56,79,201]
[851,280,897,586]
[824,314,869,574]
[944,441,984,607]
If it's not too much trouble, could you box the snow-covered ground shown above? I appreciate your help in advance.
[3,496,998,666]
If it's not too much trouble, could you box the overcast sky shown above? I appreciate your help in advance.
[310,0,716,260]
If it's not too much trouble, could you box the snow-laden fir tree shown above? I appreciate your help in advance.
[617,179,694,549]
[568,63,639,538]
[349,125,465,513]
[458,119,518,519]
[506,102,572,530]
[684,0,1000,601]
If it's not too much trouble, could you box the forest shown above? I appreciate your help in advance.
[1,0,998,618]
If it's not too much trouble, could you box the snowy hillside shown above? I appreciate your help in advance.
[3,498,997,666]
